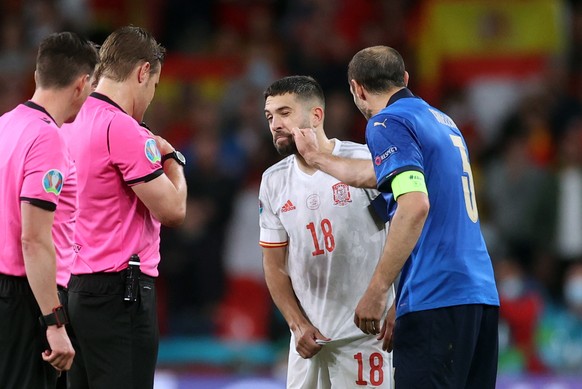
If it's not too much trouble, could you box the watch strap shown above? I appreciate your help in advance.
[161,151,185,166]
[40,305,69,328]
[161,152,175,163]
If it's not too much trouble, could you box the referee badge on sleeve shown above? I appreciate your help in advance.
[42,169,63,195]
[144,138,161,163]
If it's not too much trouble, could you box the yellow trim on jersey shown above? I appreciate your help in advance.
[259,241,289,248]
[391,171,428,199]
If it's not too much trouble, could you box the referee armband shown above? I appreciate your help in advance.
[391,171,428,199]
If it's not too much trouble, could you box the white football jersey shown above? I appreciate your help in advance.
[259,139,394,341]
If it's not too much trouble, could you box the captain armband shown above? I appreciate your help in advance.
[391,171,428,199]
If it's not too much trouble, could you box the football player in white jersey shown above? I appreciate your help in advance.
[259,76,395,388]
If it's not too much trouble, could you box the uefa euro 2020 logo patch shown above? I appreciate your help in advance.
[42,169,63,195]
[144,138,161,164]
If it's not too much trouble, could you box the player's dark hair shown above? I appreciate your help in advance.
[347,46,406,93]
[264,75,325,107]
[35,32,99,88]
[97,25,166,82]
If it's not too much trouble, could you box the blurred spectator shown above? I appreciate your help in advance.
[553,117,582,263]
[282,0,401,93]
[535,115,582,299]
[0,16,30,75]
[24,0,65,46]
[538,262,582,373]
[161,0,213,52]
[496,256,549,373]
[323,89,365,143]
[482,106,554,271]
[159,96,239,335]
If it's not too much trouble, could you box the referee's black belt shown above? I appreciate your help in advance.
[68,270,155,294]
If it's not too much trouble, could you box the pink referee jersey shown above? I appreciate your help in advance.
[0,101,76,286]
[63,93,164,277]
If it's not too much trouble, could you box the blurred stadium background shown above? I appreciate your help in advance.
[2,0,582,387]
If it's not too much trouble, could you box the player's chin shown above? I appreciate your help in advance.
[275,141,298,157]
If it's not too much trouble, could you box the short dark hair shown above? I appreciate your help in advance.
[347,46,406,93]
[97,25,166,82]
[264,75,325,108]
[35,32,99,88]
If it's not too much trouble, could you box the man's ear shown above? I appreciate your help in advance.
[350,79,366,101]
[137,62,151,84]
[73,74,89,97]
[404,71,409,87]
[311,106,324,127]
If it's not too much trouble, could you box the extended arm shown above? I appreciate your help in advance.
[262,246,329,358]
[132,135,187,227]
[354,191,429,333]
[21,203,75,371]
[292,127,376,188]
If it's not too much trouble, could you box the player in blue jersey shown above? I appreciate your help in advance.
[292,46,500,388]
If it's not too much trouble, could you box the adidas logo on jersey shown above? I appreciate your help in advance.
[281,200,296,212]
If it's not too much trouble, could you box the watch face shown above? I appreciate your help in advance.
[175,151,186,165]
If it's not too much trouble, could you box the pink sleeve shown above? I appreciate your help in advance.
[20,127,69,210]
[108,114,163,186]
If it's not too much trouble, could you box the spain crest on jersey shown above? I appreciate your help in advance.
[332,182,352,207]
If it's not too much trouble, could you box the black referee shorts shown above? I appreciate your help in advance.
[393,304,499,389]
[0,274,58,389]
[67,271,158,389]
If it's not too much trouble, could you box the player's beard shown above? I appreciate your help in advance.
[274,133,298,157]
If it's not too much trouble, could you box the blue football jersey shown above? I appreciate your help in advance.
[366,88,500,318]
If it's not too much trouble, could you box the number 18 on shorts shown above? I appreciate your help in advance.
[286,336,394,388]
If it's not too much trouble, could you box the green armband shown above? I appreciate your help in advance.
[391,171,428,199]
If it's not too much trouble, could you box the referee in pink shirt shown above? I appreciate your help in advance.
[0,32,98,388]
[63,26,187,389]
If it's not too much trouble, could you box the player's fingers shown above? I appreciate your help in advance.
[43,352,63,370]
[360,319,371,334]
[383,327,394,352]
[377,319,387,341]
[62,355,74,371]
[382,333,391,352]
[297,341,319,359]
[372,319,381,335]
[290,127,302,138]
[354,313,360,329]
[388,325,395,352]
[43,348,74,371]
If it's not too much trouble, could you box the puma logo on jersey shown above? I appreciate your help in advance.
[281,200,296,212]
[373,119,387,128]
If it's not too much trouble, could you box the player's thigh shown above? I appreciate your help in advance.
[393,309,454,389]
[286,343,330,389]
[329,336,393,389]
[466,305,499,389]
[394,305,496,389]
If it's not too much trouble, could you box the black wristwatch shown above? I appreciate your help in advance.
[161,150,186,166]
[40,305,69,328]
